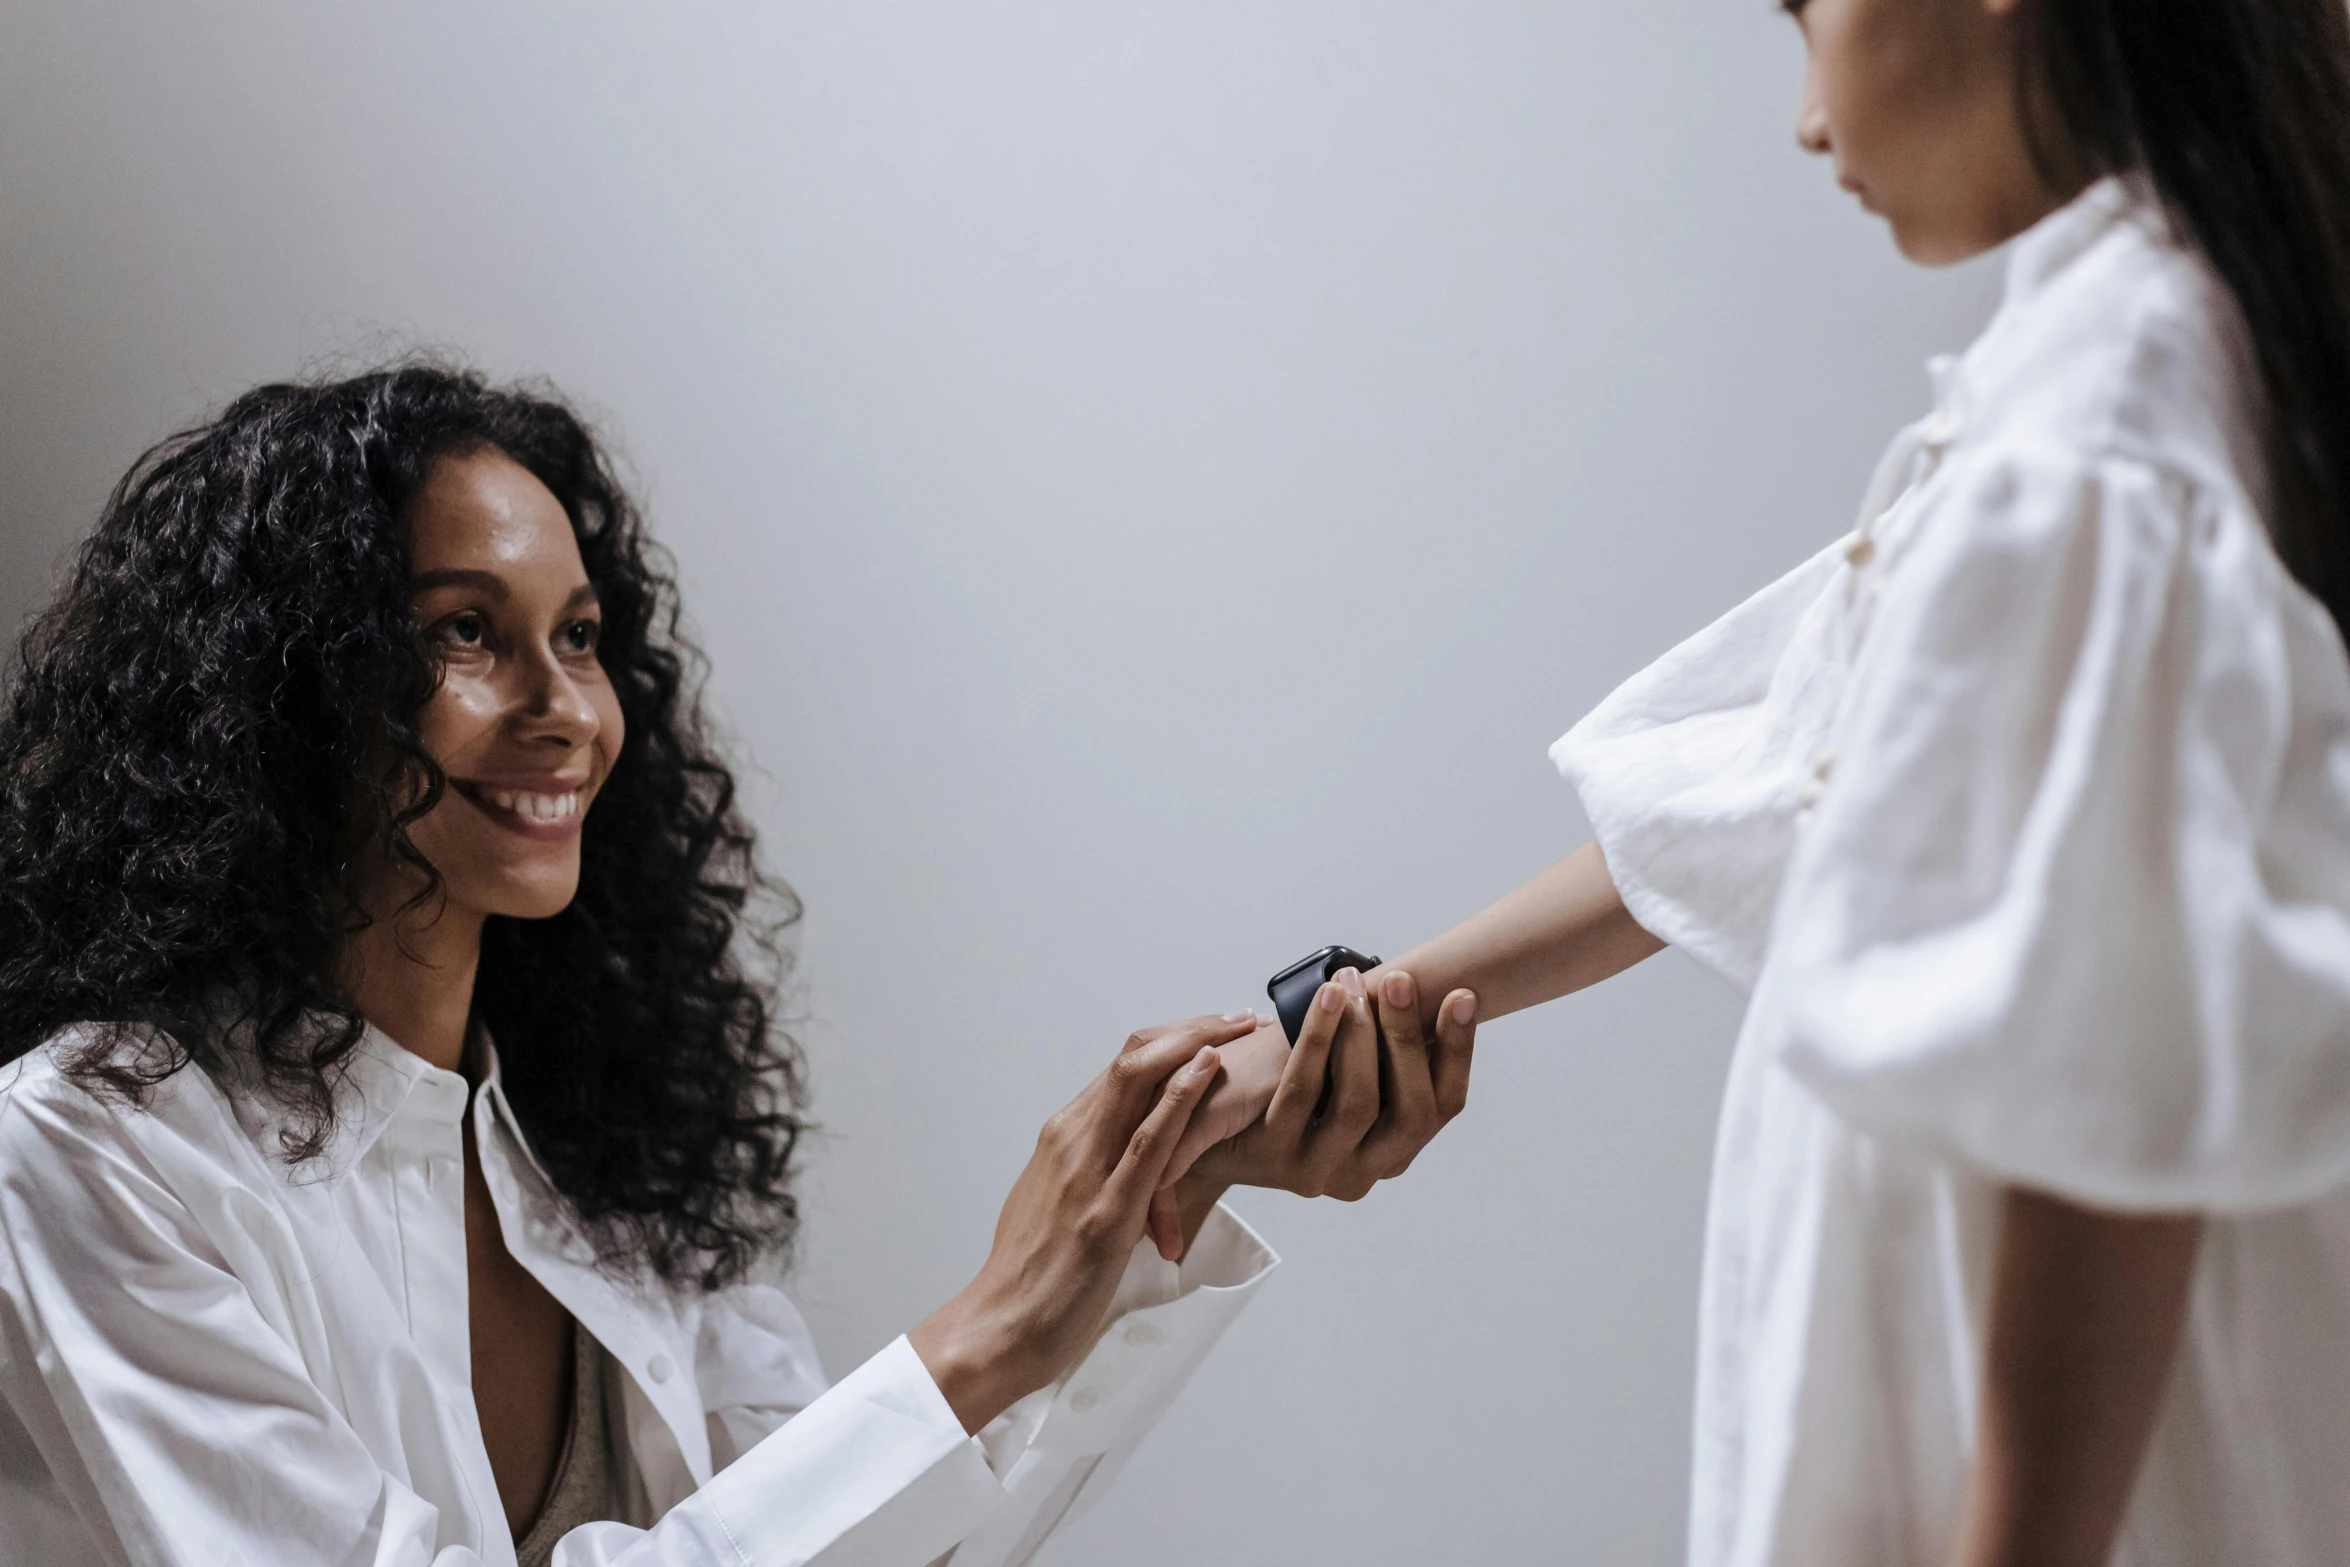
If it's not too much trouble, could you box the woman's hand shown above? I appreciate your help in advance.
[907,1013,1254,1434]
[1147,968,1477,1260]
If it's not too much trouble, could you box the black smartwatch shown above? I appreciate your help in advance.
[1266,945,1383,1044]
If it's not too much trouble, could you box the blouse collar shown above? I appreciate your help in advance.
[231,1014,538,1179]
[2002,174,2142,308]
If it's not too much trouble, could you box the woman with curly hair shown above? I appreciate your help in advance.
[0,364,1477,1566]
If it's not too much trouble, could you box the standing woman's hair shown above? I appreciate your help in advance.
[2022,0,2350,635]
[0,363,805,1289]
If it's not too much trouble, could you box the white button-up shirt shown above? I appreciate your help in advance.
[1556,177,2350,1565]
[0,1022,1276,1566]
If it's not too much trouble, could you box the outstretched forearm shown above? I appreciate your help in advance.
[1953,1188,2202,1567]
[1372,839,1663,1030]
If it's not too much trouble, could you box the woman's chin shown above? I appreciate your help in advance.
[461,864,584,923]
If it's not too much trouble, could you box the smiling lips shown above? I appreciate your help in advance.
[453,779,589,841]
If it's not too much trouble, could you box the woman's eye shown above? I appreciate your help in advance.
[562,619,601,654]
[436,612,486,649]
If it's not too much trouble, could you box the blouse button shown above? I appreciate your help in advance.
[647,1354,675,1385]
[1069,1385,1102,1413]
[1123,1319,1166,1348]
[1844,536,1876,569]
[1814,751,1836,781]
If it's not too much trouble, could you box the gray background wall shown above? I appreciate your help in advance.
[0,4,1998,1560]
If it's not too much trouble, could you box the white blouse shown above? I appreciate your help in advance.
[1556,178,2350,1566]
[0,1022,1275,1566]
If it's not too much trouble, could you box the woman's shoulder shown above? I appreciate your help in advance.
[0,1025,256,1195]
[1966,202,2265,504]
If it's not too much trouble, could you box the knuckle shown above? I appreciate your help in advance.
[1122,1030,1153,1056]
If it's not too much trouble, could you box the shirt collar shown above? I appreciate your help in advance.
[2002,173,2141,308]
[329,1021,558,1183]
[322,1020,472,1168]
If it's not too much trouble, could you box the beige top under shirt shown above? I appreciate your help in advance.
[515,1323,638,1567]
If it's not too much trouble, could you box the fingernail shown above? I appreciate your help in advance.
[1449,991,1478,1024]
[1382,970,1416,1009]
[1190,1046,1221,1076]
[1222,1009,1254,1023]
[1316,982,1344,1014]
[1336,966,1365,1000]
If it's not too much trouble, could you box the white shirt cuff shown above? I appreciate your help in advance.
[697,1334,1001,1566]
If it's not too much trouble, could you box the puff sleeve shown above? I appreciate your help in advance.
[1774,447,2350,1212]
[1552,540,1850,991]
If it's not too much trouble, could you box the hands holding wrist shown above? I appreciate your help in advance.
[1148,965,1477,1259]
[907,965,1477,1437]
[909,1014,1246,1434]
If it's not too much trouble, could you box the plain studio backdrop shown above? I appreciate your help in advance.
[0,4,1998,1561]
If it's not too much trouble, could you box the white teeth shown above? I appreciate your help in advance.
[481,788,578,822]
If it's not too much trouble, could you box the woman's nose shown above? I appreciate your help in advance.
[1795,71,1832,156]
[517,657,601,746]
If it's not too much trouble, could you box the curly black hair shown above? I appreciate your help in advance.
[0,361,804,1290]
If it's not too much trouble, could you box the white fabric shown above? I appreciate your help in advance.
[1555,177,2350,1566]
[0,1021,1275,1566]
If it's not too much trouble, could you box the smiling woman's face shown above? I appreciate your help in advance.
[398,447,624,922]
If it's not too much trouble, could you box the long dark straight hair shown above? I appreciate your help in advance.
[2022,0,2350,639]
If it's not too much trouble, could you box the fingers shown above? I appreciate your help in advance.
[1103,1045,1224,1216]
[1361,969,1439,1171]
[1159,1015,1284,1188]
[1430,989,1478,1122]
[1104,1014,1256,1119]
[1264,977,1344,1142]
[1316,970,1382,1156]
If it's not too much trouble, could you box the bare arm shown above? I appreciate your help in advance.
[1160,839,1661,1187]
[1952,1188,2202,1567]
[1371,838,1664,1029]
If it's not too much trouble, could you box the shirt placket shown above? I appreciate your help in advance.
[1803,359,1967,814]
[389,1071,474,1399]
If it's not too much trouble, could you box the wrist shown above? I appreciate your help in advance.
[1173,1174,1232,1258]
[908,1290,1041,1435]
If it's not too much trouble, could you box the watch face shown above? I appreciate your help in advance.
[1269,945,1351,988]
[1267,946,1381,1043]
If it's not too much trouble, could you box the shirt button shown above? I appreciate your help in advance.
[1123,1320,1165,1348]
[1068,1385,1102,1413]
[1813,751,1837,781]
[1844,536,1876,568]
[647,1354,675,1385]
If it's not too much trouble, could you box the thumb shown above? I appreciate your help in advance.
[1148,1187,1186,1262]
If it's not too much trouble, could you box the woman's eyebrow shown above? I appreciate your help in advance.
[407,570,598,610]
[409,567,509,598]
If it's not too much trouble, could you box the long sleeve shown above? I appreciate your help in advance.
[682,1205,1277,1567]
[1771,445,2350,1213]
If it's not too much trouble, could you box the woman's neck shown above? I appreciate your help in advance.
[336,904,487,1077]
